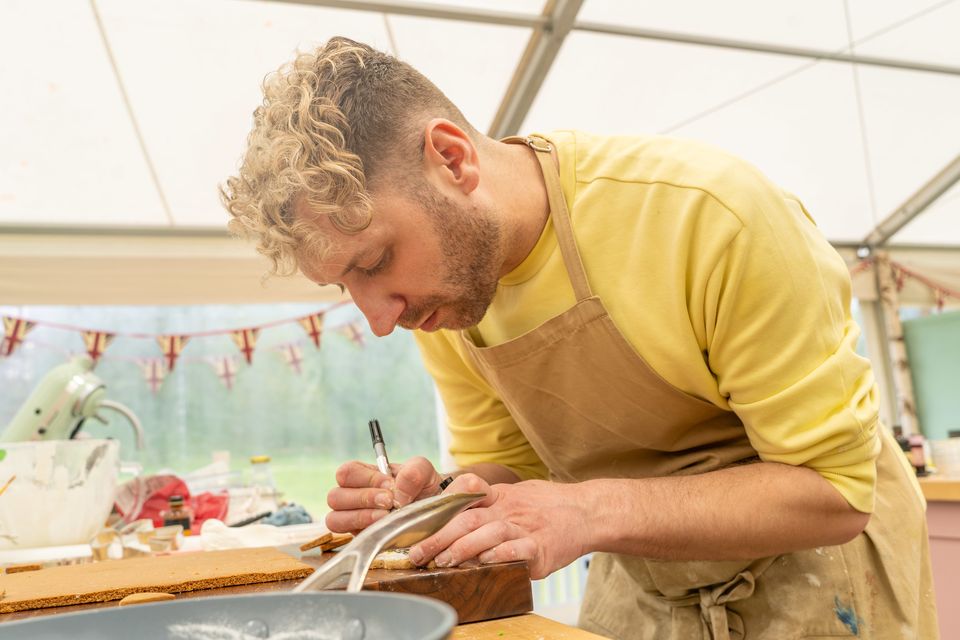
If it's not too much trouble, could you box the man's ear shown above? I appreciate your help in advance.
[422,119,480,195]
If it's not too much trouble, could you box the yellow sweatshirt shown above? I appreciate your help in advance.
[415,130,880,514]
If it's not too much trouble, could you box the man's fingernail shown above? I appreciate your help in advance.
[479,551,494,564]
[375,493,393,509]
[435,552,452,567]
[408,548,424,565]
[393,491,411,509]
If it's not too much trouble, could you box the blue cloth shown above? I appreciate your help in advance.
[261,503,312,526]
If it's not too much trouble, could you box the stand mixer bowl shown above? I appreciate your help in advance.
[0,439,119,549]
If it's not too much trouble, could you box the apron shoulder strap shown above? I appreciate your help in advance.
[508,135,593,301]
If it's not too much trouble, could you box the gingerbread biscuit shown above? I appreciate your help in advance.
[369,548,437,570]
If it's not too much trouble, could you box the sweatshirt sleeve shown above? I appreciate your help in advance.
[704,181,880,513]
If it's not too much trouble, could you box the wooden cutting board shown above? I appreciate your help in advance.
[359,558,533,623]
[0,547,312,613]
[158,555,535,624]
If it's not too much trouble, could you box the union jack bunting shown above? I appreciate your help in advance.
[157,335,190,372]
[1,316,35,357]
[208,355,238,390]
[298,313,325,349]
[137,358,167,394]
[339,321,366,348]
[280,343,304,375]
[82,331,114,364]
[230,328,259,364]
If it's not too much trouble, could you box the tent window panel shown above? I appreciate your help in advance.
[0,303,438,521]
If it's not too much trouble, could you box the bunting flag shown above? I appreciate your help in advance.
[208,355,238,390]
[848,258,873,278]
[231,328,259,364]
[0,303,376,393]
[298,313,325,349]
[340,321,366,348]
[888,260,959,309]
[137,358,167,394]
[1,316,35,357]
[82,330,114,364]
[893,265,906,292]
[281,343,304,375]
[157,335,190,372]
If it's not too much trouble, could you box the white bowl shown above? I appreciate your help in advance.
[0,439,119,549]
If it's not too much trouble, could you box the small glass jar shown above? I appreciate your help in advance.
[249,455,276,492]
[160,494,194,535]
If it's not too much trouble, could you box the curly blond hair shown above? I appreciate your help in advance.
[221,37,475,277]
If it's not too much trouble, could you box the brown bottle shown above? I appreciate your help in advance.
[908,434,928,477]
[160,495,194,535]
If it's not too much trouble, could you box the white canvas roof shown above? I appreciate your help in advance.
[1,0,958,304]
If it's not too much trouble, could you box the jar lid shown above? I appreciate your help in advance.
[250,455,271,464]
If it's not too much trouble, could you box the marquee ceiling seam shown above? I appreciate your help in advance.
[843,0,880,227]
[257,0,547,29]
[382,12,400,57]
[571,21,960,77]
[89,0,175,226]
[262,0,960,77]
[654,1,959,153]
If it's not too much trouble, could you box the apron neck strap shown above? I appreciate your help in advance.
[504,135,593,301]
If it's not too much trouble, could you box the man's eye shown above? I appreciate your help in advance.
[360,250,390,277]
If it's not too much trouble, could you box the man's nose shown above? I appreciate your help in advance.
[349,284,405,337]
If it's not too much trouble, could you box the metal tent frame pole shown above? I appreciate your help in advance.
[488,0,584,138]
[863,153,960,249]
[260,0,960,78]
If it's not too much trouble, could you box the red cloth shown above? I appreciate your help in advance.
[115,474,228,529]
[190,490,229,528]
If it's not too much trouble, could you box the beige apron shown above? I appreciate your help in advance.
[458,136,938,639]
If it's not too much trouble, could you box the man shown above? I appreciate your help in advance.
[222,37,937,639]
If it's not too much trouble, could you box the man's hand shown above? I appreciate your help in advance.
[325,456,444,534]
[407,474,591,580]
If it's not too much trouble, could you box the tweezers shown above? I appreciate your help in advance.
[292,491,486,593]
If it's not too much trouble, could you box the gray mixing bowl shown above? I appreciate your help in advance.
[0,591,457,639]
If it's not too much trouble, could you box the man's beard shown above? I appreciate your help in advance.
[398,187,502,331]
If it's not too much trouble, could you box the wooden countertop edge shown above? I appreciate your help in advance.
[452,614,606,639]
[919,477,960,502]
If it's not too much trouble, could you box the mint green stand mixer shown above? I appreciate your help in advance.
[1,356,144,448]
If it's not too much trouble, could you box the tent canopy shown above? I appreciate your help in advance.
[1,0,958,303]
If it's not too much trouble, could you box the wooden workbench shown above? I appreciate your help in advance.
[453,614,605,639]
[919,476,960,502]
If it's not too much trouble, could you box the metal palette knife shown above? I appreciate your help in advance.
[295,491,486,593]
